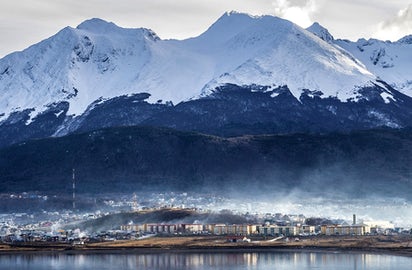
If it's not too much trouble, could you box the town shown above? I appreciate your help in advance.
[0,191,411,246]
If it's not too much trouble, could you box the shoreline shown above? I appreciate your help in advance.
[0,246,411,258]
[1,235,412,257]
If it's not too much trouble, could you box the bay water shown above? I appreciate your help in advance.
[0,251,411,270]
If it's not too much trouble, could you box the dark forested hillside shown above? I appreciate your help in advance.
[1,126,411,198]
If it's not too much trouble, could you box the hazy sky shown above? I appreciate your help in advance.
[0,0,411,58]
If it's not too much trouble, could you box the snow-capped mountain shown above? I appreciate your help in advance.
[1,13,378,121]
[306,22,412,96]
[1,12,412,147]
[336,37,412,95]
[198,13,377,102]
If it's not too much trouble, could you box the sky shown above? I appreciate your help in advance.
[0,0,411,58]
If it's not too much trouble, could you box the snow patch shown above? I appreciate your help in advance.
[368,110,400,128]
[25,110,37,125]
[270,92,280,98]
[380,92,395,104]
[54,110,65,117]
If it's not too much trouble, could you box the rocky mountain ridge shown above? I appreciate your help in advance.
[0,12,411,147]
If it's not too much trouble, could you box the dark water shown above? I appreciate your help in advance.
[0,251,411,270]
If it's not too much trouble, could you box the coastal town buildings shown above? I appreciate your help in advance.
[120,222,368,237]
[320,223,371,236]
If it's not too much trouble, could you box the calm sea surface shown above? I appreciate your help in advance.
[0,251,411,270]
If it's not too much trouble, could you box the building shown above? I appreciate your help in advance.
[211,224,251,235]
[257,225,299,236]
[321,223,370,236]
[300,225,316,235]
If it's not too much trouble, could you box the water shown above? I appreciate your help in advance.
[0,251,411,270]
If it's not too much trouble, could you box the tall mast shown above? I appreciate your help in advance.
[72,168,76,210]
[132,193,138,211]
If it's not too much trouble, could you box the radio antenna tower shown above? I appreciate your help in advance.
[132,193,138,211]
[72,168,76,210]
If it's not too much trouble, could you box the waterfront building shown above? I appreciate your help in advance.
[321,223,370,236]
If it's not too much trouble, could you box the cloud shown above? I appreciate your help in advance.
[375,4,412,40]
[272,0,317,27]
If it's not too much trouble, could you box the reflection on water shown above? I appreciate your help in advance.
[0,251,411,270]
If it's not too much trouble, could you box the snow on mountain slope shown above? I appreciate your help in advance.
[0,12,387,123]
[0,18,160,121]
[0,18,218,121]
[335,37,412,96]
[0,27,75,121]
[305,22,412,97]
[203,12,376,101]
[306,22,412,97]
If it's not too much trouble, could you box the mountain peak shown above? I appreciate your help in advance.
[306,22,334,43]
[77,18,120,33]
[76,18,160,41]
[196,11,293,45]
[222,10,258,18]
[218,10,284,24]
[224,10,248,16]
